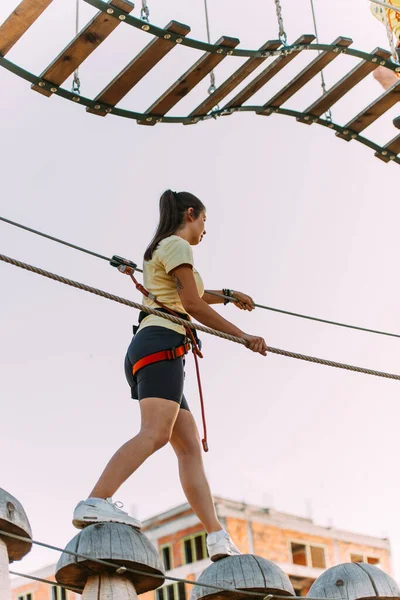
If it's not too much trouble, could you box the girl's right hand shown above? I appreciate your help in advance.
[239,333,268,356]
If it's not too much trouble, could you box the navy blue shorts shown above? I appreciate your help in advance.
[124,326,190,411]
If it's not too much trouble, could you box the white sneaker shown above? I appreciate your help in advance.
[207,530,241,562]
[72,498,142,530]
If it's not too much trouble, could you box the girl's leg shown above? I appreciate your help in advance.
[89,397,180,499]
[169,409,222,533]
[373,65,399,90]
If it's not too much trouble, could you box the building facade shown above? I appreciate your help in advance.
[11,497,391,600]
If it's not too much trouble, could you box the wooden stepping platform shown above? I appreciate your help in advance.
[0,0,399,164]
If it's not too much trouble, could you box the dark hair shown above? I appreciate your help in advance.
[144,190,205,261]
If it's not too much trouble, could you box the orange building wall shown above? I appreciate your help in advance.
[159,523,206,570]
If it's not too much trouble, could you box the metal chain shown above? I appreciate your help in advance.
[203,0,219,108]
[310,0,332,122]
[274,0,288,45]
[72,0,81,94]
[141,0,150,22]
[2,252,400,381]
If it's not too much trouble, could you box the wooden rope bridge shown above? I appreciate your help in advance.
[1,0,400,164]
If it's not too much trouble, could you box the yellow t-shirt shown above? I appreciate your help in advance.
[371,0,400,41]
[138,235,204,335]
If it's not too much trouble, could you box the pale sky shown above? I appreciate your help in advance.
[1,0,400,582]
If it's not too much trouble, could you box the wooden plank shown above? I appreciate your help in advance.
[223,34,315,110]
[337,78,400,139]
[31,0,134,97]
[303,47,391,119]
[87,20,191,116]
[375,132,400,162]
[138,35,240,125]
[0,0,53,56]
[259,36,353,114]
[188,39,281,119]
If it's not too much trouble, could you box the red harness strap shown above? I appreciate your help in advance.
[132,343,191,376]
[118,265,209,453]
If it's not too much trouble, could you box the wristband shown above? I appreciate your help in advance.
[223,288,231,305]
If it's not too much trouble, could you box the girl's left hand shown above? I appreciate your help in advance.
[231,291,255,311]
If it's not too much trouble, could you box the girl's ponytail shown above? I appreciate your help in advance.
[144,190,205,260]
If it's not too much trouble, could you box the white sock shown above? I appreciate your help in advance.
[208,529,226,539]
[86,497,106,504]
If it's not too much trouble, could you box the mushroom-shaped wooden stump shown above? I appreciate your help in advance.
[0,488,33,600]
[307,563,400,600]
[56,523,165,599]
[190,554,295,600]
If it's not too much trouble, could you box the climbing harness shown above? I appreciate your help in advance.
[111,256,209,453]
[131,342,191,376]
[382,0,400,62]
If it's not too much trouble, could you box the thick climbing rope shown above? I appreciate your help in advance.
[2,215,400,339]
[1,252,400,381]
[1,531,361,600]
[309,0,333,122]
[2,216,400,339]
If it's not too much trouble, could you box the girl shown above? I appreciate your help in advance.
[370,0,400,90]
[72,190,267,561]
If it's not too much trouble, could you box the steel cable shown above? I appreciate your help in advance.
[1,215,399,339]
[3,530,361,600]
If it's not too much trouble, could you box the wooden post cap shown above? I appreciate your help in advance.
[0,488,32,562]
[307,563,400,600]
[56,523,165,594]
[190,554,295,600]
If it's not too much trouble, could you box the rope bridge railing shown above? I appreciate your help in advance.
[1,252,400,381]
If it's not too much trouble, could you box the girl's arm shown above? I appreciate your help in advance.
[170,265,266,355]
[203,289,255,311]
[203,290,225,305]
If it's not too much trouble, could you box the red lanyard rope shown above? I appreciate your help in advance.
[118,265,209,453]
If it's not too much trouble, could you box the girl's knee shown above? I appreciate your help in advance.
[140,428,172,452]
[174,436,202,458]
